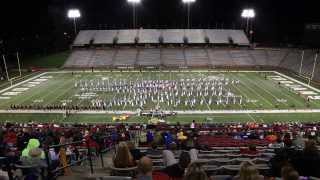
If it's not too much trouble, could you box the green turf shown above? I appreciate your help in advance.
[1,70,320,123]
[0,71,319,110]
[0,113,319,124]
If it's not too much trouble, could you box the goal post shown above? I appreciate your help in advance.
[1,52,23,85]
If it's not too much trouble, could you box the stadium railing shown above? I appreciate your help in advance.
[43,135,113,180]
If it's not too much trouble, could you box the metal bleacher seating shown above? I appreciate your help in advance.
[87,49,115,67]
[93,30,118,45]
[184,29,206,44]
[138,29,161,44]
[205,29,230,44]
[161,48,186,67]
[229,30,250,46]
[162,29,184,44]
[185,48,210,66]
[113,48,137,67]
[137,48,161,66]
[117,30,138,44]
[64,50,93,68]
[229,50,255,66]
[73,30,96,46]
[73,29,249,46]
[207,50,235,66]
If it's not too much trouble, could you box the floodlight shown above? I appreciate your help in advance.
[182,0,196,3]
[67,9,81,35]
[127,0,141,3]
[68,9,81,19]
[241,9,255,18]
[128,0,141,29]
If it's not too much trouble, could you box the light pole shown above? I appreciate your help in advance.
[309,52,318,85]
[128,0,141,29]
[67,9,81,35]
[182,0,196,29]
[241,9,255,42]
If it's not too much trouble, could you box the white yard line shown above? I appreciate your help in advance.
[0,72,48,94]
[275,71,320,93]
[2,109,320,114]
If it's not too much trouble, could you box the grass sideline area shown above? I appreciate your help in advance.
[0,113,320,124]
[22,51,70,68]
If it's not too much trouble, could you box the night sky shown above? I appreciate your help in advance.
[0,0,319,54]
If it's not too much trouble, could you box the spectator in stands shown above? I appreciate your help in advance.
[233,161,263,180]
[163,143,178,167]
[162,151,191,178]
[113,142,135,168]
[190,120,196,129]
[146,130,154,144]
[146,141,161,156]
[281,166,300,180]
[21,139,45,159]
[137,156,153,180]
[184,162,209,180]
[240,144,258,155]
[268,136,285,149]
[21,147,47,180]
[127,141,143,161]
[292,133,305,149]
[292,140,320,177]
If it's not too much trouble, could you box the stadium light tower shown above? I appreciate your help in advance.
[182,0,196,29]
[68,9,81,35]
[241,9,255,34]
[128,0,141,29]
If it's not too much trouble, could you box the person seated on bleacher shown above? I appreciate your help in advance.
[113,142,136,168]
[146,141,161,156]
[268,136,285,149]
[162,152,191,179]
[292,140,320,178]
[21,139,45,160]
[20,147,47,180]
[280,166,300,180]
[177,129,187,141]
[233,161,263,180]
[163,143,178,167]
[137,156,153,180]
[240,144,259,155]
[184,162,209,180]
[127,141,143,161]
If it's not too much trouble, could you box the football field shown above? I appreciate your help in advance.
[0,70,320,123]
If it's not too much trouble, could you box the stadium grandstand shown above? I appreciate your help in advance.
[1,0,320,180]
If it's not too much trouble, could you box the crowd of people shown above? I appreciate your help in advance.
[0,121,319,180]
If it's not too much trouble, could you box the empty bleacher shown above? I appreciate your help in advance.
[229,50,255,66]
[137,48,161,66]
[185,48,210,66]
[138,29,161,44]
[117,30,138,44]
[113,48,137,66]
[228,30,250,46]
[93,30,118,44]
[184,29,206,44]
[87,49,115,67]
[162,29,184,44]
[64,50,93,68]
[73,30,96,46]
[161,48,186,67]
[205,29,230,44]
[73,29,250,46]
[207,50,234,66]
